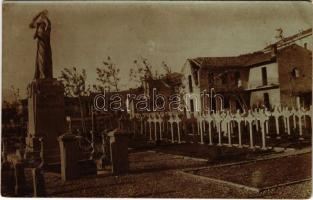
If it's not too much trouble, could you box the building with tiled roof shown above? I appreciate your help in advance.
[182,41,312,117]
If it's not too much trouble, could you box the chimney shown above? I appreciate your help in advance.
[271,44,277,57]
[304,42,308,49]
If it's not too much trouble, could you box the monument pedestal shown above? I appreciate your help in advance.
[25,78,65,166]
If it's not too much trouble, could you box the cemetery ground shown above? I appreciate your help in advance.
[2,142,311,198]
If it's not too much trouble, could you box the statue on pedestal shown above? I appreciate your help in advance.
[29,10,52,79]
[25,10,65,167]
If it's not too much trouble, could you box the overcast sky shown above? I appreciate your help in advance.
[2,1,312,100]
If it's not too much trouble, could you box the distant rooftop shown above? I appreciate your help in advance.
[188,43,311,70]
[187,28,312,70]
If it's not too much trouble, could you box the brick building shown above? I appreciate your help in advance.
[182,31,312,117]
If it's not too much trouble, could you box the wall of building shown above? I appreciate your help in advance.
[248,62,279,89]
[250,88,281,109]
[277,44,312,108]
[182,61,202,117]
[199,68,250,90]
[197,67,251,112]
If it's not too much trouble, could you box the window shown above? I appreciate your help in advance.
[188,75,193,93]
[235,71,241,87]
[194,70,199,86]
[291,67,300,78]
[235,71,240,80]
[263,93,270,109]
[224,97,230,109]
[261,67,268,86]
[190,99,194,112]
[296,94,311,108]
[235,99,243,113]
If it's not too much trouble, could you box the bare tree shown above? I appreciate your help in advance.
[129,57,155,87]
[161,61,172,75]
[10,85,20,106]
[93,56,121,92]
[129,60,145,87]
[59,67,90,133]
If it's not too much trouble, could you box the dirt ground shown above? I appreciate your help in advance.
[2,148,311,198]
[193,153,311,188]
[39,151,311,198]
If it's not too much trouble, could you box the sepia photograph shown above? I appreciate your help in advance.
[1,1,312,198]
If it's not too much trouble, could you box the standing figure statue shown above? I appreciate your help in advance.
[29,10,53,79]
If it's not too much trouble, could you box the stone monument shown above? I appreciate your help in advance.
[107,129,130,175]
[58,134,79,181]
[25,10,65,166]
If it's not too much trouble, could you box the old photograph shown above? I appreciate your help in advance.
[1,1,312,198]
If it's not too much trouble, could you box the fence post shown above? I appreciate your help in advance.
[170,123,174,143]
[206,114,213,145]
[272,106,281,139]
[200,120,204,144]
[140,117,143,135]
[261,121,266,150]
[283,107,292,136]
[296,109,304,140]
[208,121,213,145]
[144,119,147,137]
[235,111,242,148]
[299,115,303,140]
[265,121,269,138]
[148,117,152,141]
[291,107,297,133]
[177,122,181,143]
[258,109,268,150]
[159,121,163,140]
[246,110,254,149]
[154,121,157,141]
[225,111,232,146]
[213,112,222,146]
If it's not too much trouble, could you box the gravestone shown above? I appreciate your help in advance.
[107,129,130,175]
[58,134,79,181]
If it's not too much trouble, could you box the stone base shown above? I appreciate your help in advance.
[25,135,60,166]
[78,160,97,176]
[25,78,65,166]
